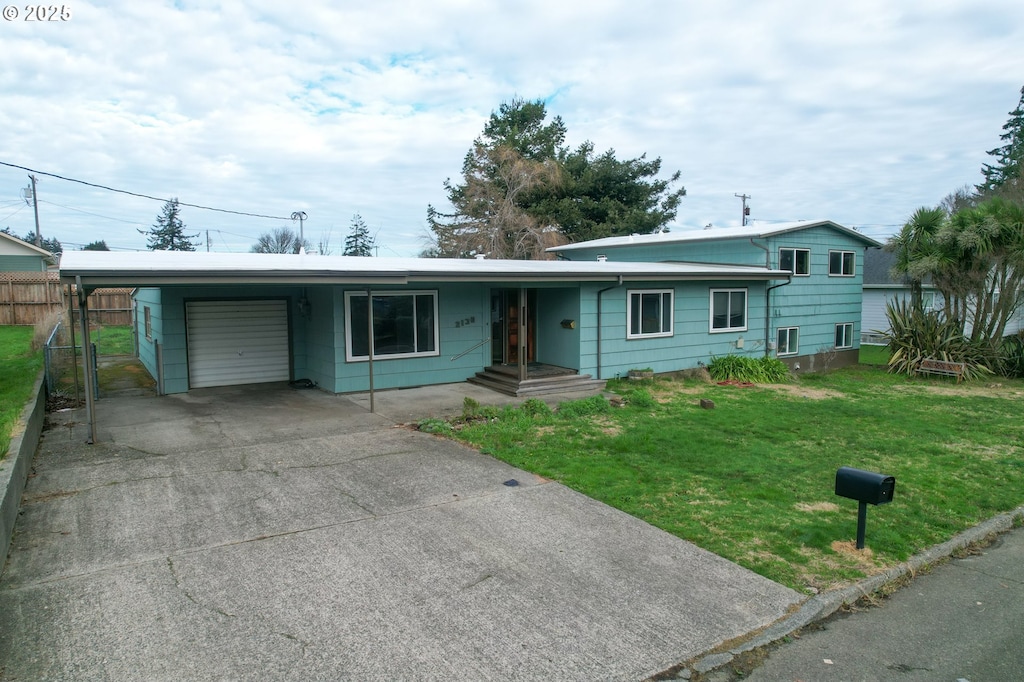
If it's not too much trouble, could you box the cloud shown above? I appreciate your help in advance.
[1,0,1022,254]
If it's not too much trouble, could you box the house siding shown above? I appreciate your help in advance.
[0,255,47,272]
[579,280,769,379]
[564,225,869,370]
[133,288,162,387]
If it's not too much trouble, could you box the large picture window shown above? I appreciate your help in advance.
[829,250,855,276]
[710,289,747,332]
[345,291,439,361]
[779,248,810,275]
[628,289,673,338]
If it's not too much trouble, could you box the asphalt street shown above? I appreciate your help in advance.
[738,524,1024,682]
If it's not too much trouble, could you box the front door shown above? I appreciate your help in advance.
[491,289,536,366]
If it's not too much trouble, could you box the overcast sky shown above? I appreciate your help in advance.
[1,1,1022,257]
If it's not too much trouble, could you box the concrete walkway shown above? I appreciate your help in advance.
[0,383,801,681]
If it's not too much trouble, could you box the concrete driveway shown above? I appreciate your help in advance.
[0,383,801,681]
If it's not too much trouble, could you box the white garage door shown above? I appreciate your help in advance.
[186,300,290,388]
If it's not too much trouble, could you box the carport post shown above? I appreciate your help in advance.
[76,276,98,444]
[366,287,375,413]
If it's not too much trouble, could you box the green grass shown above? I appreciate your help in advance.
[91,325,134,356]
[433,367,1024,592]
[859,344,889,366]
[0,327,43,460]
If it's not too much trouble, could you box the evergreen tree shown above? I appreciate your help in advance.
[428,98,685,258]
[23,231,62,255]
[978,86,1024,197]
[139,199,198,251]
[82,240,110,251]
[251,227,309,254]
[343,214,375,256]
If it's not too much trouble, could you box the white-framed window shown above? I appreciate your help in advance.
[144,306,152,341]
[710,288,747,332]
[835,322,854,349]
[345,290,439,361]
[829,250,855,276]
[777,327,799,355]
[779,248,810,276]
[627,289,674,338]
[921,291,937,311]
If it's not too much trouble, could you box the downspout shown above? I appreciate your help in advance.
[596,275,624,380]
[750,238,792,355]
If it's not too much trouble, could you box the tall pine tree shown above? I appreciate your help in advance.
[427,98,685,258]
[140,199,198,251]
[343,214,375,256]
[978,86,1024,197]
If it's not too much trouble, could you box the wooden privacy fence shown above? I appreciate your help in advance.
[0,271,133,326]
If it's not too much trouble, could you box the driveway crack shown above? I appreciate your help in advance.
[166,557,237,619]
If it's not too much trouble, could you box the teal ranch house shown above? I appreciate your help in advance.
[58,220,879,397]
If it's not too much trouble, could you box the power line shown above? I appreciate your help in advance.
[0,160,292,221]
[39,199,146,225]
[0,204,27,223]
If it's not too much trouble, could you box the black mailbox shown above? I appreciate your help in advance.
[835,467,895,505]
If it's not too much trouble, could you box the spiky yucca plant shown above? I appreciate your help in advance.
[882,299,994,380]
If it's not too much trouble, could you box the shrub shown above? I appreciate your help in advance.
[622,388,656,408]
[32,308,67,351]
[999,332,1024,378]
[520,398,552,417]
[883,299,993,380]
[557,395,610,418]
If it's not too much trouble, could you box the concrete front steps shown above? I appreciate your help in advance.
[468,364,607,397]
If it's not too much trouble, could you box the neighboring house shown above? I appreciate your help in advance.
[861,248,938,345]
[550,220,881,372]
[0,232,55,271]
[59,219,877,396]
[861,248,1024,344]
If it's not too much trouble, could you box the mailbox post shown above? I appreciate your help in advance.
[835,467,896,549]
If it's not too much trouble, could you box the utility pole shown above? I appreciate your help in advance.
[291,211,307,247]
[25,175,42,246]
[206,230,211,252]
[734,193,751,227]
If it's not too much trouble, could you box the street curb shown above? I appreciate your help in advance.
[679,504,1024,679]
[0,370,46,567]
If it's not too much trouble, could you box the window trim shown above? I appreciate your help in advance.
[344,290,440,362]
[710,288,748,333]
[626,289,674,339]
[779,248,811,276]
[829,250,856,277]
[776,326,799,356]
[835,322,854,349]
[144,306,152,342]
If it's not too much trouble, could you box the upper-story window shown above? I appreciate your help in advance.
[779,248,810,275]
[829,250,856,276]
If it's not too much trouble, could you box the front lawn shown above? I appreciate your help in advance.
[0,327,42,460]
[430,367,1024,592]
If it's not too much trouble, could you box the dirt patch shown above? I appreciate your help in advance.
[831,540,876,563]
[761,383,844,400]
[795,501,841,512]
[892,382,1024,399]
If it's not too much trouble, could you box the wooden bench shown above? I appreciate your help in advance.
[917,358,966,382]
